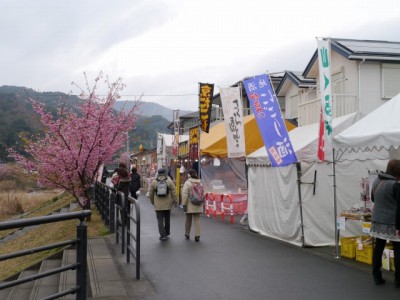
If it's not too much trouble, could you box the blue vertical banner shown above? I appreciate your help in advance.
[243,74,297,167]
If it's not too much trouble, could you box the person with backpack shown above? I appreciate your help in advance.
[149,168,178,241]
[181,169,204,242]
[129,167,141,198]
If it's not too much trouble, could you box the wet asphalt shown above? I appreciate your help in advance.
[135,194,400,300]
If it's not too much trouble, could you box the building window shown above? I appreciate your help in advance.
[382,63,400,99]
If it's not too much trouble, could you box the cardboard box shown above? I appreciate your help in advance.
[340,237,357,259]
[355,241,373,265]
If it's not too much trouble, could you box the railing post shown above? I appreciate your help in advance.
[121,193,126,255]
[126,200,131,263]
[135,200,141,280]
[76,218,88,300]
[109,191,115,234]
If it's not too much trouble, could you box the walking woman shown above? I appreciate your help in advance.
[370,159,400,288]
[182,169,203,242]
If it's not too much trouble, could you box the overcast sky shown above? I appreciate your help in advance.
[1,0,400,111]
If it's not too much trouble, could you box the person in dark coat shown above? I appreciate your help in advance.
[101,167,109,183]
[116,167,130,202]
[370,159,400,287]
[130,167,141,198]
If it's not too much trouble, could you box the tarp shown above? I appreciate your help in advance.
[246,113,361,247]
[200,115,296,158]
[334,93,400,161]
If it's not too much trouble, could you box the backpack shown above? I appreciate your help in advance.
[189,182,205,205]
[156,178,169,197]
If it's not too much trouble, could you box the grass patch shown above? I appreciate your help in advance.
[0,191,110,281]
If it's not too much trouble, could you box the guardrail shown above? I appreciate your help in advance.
[0,210,91,300]
[93,182,141,279]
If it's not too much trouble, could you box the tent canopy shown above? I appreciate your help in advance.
[200,115,296,157]
[246,112,360,247]
[334,93,400,153]
[247,113,357,165]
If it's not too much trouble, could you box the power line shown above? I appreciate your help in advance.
[120,94,198,97]
[85,93,198,97]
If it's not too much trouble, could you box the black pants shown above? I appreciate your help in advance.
[373,238,400,282]
[156,210,171,238]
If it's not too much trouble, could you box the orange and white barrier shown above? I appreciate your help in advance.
[204,192,247,224]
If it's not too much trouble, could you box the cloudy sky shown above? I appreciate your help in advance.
[1,0,400,111]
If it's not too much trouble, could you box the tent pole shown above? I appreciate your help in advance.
[198,82,201,179]
[296,162,305,247]
[332,148,339,258]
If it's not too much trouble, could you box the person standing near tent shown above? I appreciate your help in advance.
[370,159,400,287]
[181,169,203,242]
[149,168,178,241]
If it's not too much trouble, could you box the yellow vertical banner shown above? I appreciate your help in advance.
[199,83,214,133]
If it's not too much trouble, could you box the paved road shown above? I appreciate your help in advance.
[135,194,400,300]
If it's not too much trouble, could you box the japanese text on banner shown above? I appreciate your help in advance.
[243,74,297,167]
[317,39,333,151]
[219,87,246,158]
[199,83,214,133]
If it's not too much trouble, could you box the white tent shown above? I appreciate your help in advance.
[331,94,400,251]
[246,113,359,247]
[334,93,400,161]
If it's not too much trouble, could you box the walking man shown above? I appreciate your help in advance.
[149,168,178,241]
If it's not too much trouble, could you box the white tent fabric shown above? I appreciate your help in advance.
[246,113,360,246]
[334,93,400,161]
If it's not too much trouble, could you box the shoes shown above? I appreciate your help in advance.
[195,236,200,242]
[374,277,386,285]
[159,236,169,241]
[184,234,190,240]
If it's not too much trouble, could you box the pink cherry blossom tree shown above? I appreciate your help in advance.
[9,73,140,209]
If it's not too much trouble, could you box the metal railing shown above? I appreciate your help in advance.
[0,210,91,300]
[94,182,115,233]
[93,182,141,279]
[298,94,358,126]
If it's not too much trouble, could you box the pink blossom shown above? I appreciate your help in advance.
[8,73,141,208]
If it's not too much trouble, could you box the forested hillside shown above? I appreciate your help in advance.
[0,86,171,162]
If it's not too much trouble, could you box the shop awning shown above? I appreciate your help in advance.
[200,115,296,157]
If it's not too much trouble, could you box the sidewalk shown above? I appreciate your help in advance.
[131,193,400,300]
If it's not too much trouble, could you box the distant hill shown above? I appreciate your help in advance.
[0,86,174,162]
[114,101,193,122]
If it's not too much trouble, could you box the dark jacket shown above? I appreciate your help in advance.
[371,172,400,229]
[130,171,141,196]
[116,176,130,202]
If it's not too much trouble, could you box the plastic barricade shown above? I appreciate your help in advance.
[204,192,248,224]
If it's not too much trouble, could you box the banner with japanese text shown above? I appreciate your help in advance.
[189,126,199,160]
[219,86,246,158]
[243,74,297,167]
[317,107,325,161]
[172,110,180,159]
[199,83,214,133]
[317,38,333,158]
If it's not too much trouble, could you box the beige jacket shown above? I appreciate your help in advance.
[149,175,178,211]
[181,178,204,214]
